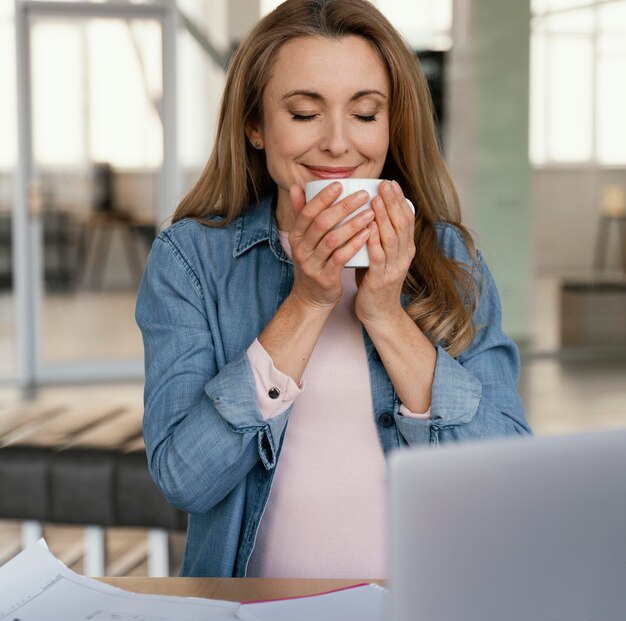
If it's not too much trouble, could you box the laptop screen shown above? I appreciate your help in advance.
[388,429,626,621]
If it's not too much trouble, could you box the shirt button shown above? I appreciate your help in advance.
[268,387,280,399]
[431,425,439,432]
[379,413,394,428]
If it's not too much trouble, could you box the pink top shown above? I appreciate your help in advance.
[245,231,429,578]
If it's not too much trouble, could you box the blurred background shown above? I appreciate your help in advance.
[0,0,625,577]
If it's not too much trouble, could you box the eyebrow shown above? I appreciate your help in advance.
[281,89,387,102]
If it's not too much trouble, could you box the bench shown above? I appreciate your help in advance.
[0,401,186,575]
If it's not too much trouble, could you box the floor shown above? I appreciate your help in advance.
[520,357,626,436]
[0,289,142,374]
[0,276,625,576]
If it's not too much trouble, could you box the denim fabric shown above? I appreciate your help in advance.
[136,195,531,577]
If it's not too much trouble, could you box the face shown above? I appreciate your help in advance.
[247,35,390,228]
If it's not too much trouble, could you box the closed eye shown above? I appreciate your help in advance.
[355,114,377,122]
[291,113,377,122]
[291,113,318,122]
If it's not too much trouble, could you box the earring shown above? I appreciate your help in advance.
[254,141,262,149]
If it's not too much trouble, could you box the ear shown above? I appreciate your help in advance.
[245,121,264,149]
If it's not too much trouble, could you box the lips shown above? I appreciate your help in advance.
[304,165,358,179]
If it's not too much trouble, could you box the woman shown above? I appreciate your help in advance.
[136,0,531,579]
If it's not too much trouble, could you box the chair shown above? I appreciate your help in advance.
[593,185,626,273]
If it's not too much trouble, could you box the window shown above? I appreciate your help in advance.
[0,7,17,170]
[596,2,626,164]
[2,0,224,172]
[530,0,626,165]
[29,17,163,169]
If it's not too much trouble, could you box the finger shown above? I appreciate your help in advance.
[366,220,386,268]
[372,186,399,256]
[384,180,409,231]
[328,227,371,269]
[311,189,370,239]
[313,206,375,263]
[296,189,370,258]
[389,180,416,249]
[291,181,343,239]
[378,180,407,233]
[289,184,306,218]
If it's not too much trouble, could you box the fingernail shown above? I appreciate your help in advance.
[330,181,342,192]
[391,180,402,195]
[356,190,369,200]
[361,209,375,221]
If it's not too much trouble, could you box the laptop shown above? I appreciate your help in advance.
[388,428,626,621]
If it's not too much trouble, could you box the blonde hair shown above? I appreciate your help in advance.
[173,0,478,356]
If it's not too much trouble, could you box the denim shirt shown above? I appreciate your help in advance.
[136,195,531,577]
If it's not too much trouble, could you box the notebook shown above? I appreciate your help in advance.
[388,428,626,621]
[236,582,387,621]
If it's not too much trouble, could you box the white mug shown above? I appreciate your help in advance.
[305,178,415,268]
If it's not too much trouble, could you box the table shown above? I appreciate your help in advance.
[98,578,387,603]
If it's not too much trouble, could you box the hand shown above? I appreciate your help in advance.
[287,182,375,310]
[354,180,416,325]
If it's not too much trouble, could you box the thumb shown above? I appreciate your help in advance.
[289,184,306,216]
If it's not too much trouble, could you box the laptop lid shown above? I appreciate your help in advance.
[388,429,626,621]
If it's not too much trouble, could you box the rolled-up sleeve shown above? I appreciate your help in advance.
[136,234,291,515]
[395,249,531,446]
[246,339,303,420]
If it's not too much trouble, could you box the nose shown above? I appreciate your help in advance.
[318,115,350,156]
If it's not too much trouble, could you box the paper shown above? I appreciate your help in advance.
[0,541,238,621]
[237,583,388,621]
[1,541,387,621]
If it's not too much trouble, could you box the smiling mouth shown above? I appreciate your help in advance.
[303,165,358,179]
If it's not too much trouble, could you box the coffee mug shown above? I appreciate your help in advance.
[305,178,415,268]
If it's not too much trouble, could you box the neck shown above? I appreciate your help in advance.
[275,196,296,232]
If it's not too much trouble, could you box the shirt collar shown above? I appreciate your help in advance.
[232,193,291,263]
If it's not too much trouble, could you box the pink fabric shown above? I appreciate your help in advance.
[399,403,430,419]
[245,231,428,579]
[247,340,430,421]
[247,339,303,419]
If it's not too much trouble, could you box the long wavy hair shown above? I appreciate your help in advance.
[173,0,478,356]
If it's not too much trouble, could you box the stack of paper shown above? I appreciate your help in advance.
[0,541,239,620]
[0,541,387,621]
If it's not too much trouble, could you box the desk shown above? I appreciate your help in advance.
[98,578,387,603]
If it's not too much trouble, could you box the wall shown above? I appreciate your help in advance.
[228,0,260,42]
[532,167,626,273]
[447,0,532,342]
